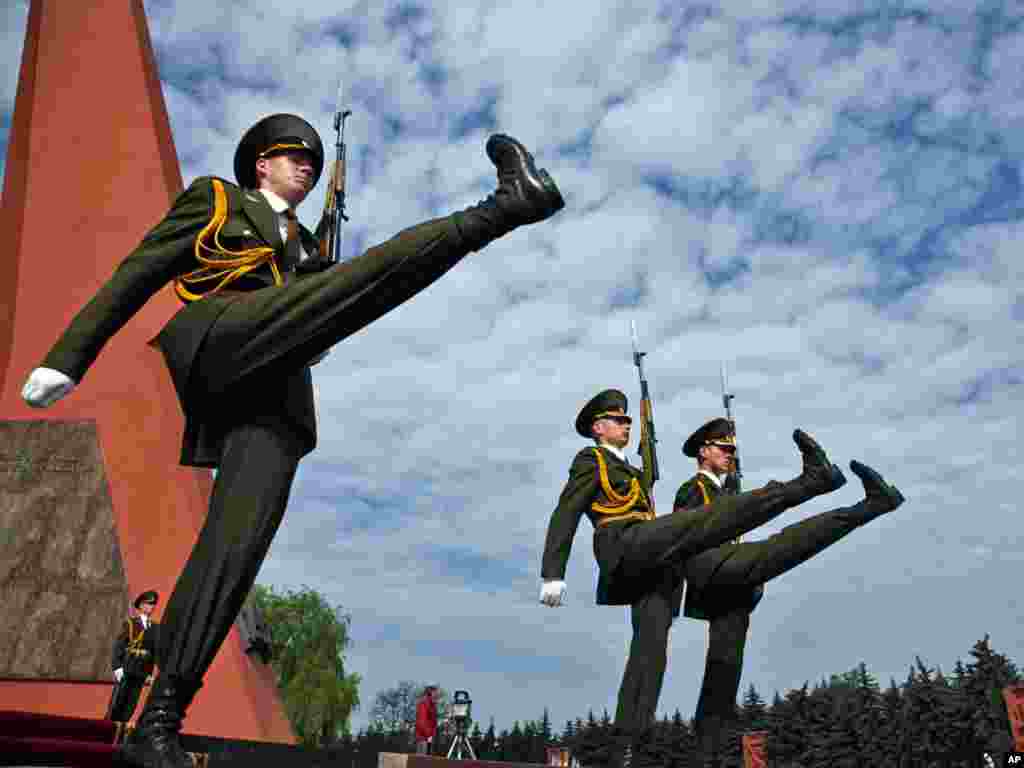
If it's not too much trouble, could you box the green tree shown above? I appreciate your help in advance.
[369,680,449,743]
[479,719,497,759]
[741,683,768,730]
[251,584,361,746]
[963,634,1021,754]
[767,682,812,766]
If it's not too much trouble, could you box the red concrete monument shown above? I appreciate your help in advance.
[0,0,294,743]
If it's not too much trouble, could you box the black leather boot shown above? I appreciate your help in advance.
[453,133,565,250]
[753,429,846,505]
[122,675,203,768]
[848,460,905,521]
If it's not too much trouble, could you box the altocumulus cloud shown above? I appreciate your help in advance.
[2,0,1021,734]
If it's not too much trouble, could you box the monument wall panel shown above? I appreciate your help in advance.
[0,419,129,681]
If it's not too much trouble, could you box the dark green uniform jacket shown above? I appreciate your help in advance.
[41,177,326,467]
[542,446,661,607]
[111,616,159,679]
[675,474,764,620]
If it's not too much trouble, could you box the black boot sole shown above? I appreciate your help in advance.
[793,429,847,492]
[485,133,566,218]
[850,460,905,511]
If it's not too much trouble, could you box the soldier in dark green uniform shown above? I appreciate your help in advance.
[674,418,905,767]
[22,113,564,768]
[107,590,160,723]
[539,390,848,757]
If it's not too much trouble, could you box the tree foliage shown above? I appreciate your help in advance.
[250,584,361,747]
[304,634,1021,767]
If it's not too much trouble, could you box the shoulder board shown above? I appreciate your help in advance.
[569,447,599,472]
[187,176,245,210]
[574,447,598,462]
[676,475,698,492]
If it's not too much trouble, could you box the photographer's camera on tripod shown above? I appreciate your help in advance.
[447,690,476,760]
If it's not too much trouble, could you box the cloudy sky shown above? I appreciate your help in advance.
[3,0,1022,737]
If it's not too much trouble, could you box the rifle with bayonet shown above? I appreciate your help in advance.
[319,80,352,265]
[630,320,659,505]
[720,362,741,494]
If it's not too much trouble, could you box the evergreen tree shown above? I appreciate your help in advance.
[496,726,512,762]
[479,719,497,760]
[507,721,525,763]
[938,659,980,761]
[535,708,554,762]
[668,709,691,767]
[900,657,961,763]
[741,684,769,730]
[800,680,844,768]
[963,634,1021,754]
[767,682,812,767]
[469,721,484,758]
[562,718,576,744]
[522,720,538,763]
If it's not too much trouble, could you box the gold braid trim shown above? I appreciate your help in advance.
[590,448,654,525]
[174,179,283,302]
[697,475,741,544]
[697,477,710,505]
[126,618,151,658]
[259,142,309,157]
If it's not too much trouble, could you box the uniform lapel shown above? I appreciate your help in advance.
[696,473,721,503]
[241,189,284,250]
[599,446,627,471]
[600,447,644,484]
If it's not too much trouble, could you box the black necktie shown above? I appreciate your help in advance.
[282,209,301,273]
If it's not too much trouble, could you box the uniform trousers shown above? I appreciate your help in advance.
[107,675,149,722]
[155,214,473,681]
[615,503,872,734]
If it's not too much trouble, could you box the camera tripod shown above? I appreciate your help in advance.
[446,719,477,761]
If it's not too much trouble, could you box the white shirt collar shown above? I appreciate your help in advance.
[257,188,309,261]
[257,187,292,214]
[139,615,149,629]
[698,468,724,489]
[598,442,627,463]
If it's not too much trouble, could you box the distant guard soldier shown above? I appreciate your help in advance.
[539,390,848,755]
[675,418,905,767]
[23,113,564,768]
[108,590,160,723]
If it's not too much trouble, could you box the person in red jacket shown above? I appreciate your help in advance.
[415,685,438,754]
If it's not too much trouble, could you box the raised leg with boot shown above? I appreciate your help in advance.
[619,430,847,571]
[123,135,564,768]
[688,461,904,767]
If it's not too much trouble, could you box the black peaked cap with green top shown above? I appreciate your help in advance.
[682,417,736,458]
[575,389,629,438]
[234,113,325,190]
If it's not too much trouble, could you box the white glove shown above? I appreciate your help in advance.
[113,668,124,683]
[539,579,566,607]
[22,367,75,407]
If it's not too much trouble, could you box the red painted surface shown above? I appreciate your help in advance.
[0,0,294,744]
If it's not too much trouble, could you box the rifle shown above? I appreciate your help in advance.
[630,320,659,503]
[319,79,352,265]
[721,362,761,599]
[720,361,741,493]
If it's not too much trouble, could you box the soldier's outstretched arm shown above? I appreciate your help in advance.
[22,178,215,403]
[540,449,599,607]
